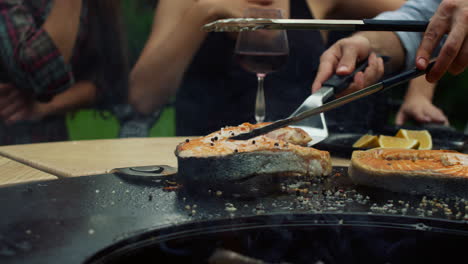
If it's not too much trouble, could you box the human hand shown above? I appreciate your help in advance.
[395,95,449,126]
[311,35,385,96]
[0,84,46,125]
[416,0,468,82]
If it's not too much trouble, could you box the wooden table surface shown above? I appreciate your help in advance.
[0,156,57,186]
[0,137,350,185]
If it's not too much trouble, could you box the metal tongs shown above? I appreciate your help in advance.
[230,61,436,141]
[203,18,428,32]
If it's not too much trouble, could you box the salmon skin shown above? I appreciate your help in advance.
[175,123,332,195]
[349,148,468,198]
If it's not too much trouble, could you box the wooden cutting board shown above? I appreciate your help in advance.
[0,156,57,187]
[0,137,350,178]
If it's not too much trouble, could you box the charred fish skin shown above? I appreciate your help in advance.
[177,150,329,183]
[349,149,468,199]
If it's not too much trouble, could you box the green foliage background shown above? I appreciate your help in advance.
[67,1,467,140]
[67,1,176,140]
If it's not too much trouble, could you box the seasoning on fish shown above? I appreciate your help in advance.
[349,149,468,198]
[176,122,332,187]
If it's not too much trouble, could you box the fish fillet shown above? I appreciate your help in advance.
[349,148,468,198]
[175,123,332,190]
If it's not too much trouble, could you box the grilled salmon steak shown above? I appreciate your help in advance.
[349,149,468,198]
[175,123,332,192]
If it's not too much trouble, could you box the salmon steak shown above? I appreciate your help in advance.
[175,123,332,194]
[349,148,468,198]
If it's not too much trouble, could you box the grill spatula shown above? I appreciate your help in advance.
[291,56,389,146]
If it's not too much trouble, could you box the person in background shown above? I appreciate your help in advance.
[312,0,468,94]
[130,0,405,136]
[396,76,449,126]
[0,0,127,145]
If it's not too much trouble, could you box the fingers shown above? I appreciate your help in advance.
[336,41,368,75]
[4,107,28,125]
[449,37,468,75]
[416,0,454,71]
[312,47,340,93]
[362,53,385,87]
[417,0,468,81]
[0,98,26,121]
[427,23,466,82]
[312,36,372,93]
[334,53,385,97]
[340,72,365,96]
[411,108,431,123]
[423,104,449,125]
[395,109,407,126]
[0,89,20,109]
[337,44,361,75]
[397,100,449,126]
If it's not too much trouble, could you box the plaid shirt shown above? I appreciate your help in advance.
[0,0,87,145]
[0,0,86,100]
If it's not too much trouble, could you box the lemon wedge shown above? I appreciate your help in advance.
[378,135,419,149]
[396,129,432,150]
[353,134,379,148]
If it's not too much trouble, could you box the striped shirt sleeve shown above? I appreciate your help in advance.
[0,0,74,101]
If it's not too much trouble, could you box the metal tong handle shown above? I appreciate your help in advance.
[203,18,428,32]
[230,61,435,141]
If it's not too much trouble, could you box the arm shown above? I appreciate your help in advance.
[416,0,468,82]
[129,0,270,114]
[395,76,448,125]
[376,0,468,82]
[0,81,96,124]
[129,0,211,115]
[42,0,83,63]
[312,0,438,93]
[0,0,82,97]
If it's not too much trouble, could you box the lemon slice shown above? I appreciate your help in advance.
[378,135,419,149]
[396,129,432,150]
[353,134,379,148]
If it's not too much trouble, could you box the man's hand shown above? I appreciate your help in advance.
[416,0,468,82]
[0,84,45,125]
[311,35,385,95]
[396,95,449,125]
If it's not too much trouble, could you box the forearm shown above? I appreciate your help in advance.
[40,81,96,117]
[374,0,441,70]
[42,0,82,63]
[404,76,436,101]
[129,3,211,114]
[355,31,406,74]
